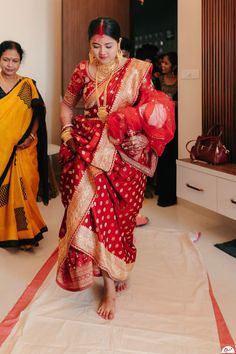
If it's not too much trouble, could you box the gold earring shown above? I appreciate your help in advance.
[116,41,123,62]
[89,50,95,64]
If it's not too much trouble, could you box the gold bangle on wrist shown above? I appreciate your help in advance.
[29,133,35,141]
[61,123,73,132]
[61,128,72,144]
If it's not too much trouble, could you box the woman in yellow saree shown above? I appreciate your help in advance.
[0,41,48,249]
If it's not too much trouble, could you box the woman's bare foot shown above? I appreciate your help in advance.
[97,271,116,320]
[135,214,149,227]
[115,280,128,292]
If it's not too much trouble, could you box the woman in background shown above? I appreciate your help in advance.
[57,17,175,320]
[0,41,48,249]
[157,52,177,101]
[155,52,178,206]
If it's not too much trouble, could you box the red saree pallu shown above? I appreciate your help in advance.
[57,59,175,291]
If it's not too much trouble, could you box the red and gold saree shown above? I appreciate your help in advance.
[57,58,175,291]
[0,78,48,248]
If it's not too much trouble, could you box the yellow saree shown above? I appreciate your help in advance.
[0,78,48,248]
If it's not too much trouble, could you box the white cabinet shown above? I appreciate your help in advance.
[177,159,236,220]
[217,179,236,220]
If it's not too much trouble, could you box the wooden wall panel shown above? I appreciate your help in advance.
[202,0,236,162]
[62,0,130,94]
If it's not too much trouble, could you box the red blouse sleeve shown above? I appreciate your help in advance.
[108,66,176,156]
[63,61,86,108]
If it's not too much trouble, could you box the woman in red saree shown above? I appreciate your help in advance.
[57,17,175,320]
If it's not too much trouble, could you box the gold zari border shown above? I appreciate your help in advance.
[91,124,116,172]
[58,126,116,269]
[58,167,97,265]
[110,59,151,113]
[71,225,134,281]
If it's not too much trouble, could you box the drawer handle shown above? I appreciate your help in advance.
[230,198,236,204]
[186,183,204,192]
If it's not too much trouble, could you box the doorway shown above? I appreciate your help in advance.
[130,0,178,206]
[130,0,177,56]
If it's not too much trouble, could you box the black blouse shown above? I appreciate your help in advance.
[0,86,6,99]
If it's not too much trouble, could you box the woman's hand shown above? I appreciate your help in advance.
[66,137,77,154]
[17,136,34,149]
[121,133,149,155]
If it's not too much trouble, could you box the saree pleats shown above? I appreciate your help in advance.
[57,118,145,290]
[0,79,48,247]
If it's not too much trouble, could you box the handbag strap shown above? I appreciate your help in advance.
[186,140,196,153]
[206,124,224,137]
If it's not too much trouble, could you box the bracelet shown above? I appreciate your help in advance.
[29,133,35,140]
[61,129,72,143]
[61,123,73,132]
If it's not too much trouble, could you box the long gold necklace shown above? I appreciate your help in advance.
[95,64,117,121]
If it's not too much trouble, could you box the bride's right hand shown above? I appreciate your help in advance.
[66,137,76,154]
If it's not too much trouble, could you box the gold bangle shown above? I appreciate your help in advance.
[61,123,73,132]
[61,129,72,143]
[29,133,35,140]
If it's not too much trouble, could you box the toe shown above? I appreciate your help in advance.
[108,311,114,320]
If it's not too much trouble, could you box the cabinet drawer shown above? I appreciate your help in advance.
[177,165,217,211]
[217,178,236,220]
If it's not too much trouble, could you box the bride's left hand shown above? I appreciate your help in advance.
[122,133,149,154]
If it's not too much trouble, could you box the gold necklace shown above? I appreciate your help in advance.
[95,67,116,121]
[95,60,117,82]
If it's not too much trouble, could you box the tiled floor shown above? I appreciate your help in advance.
[1,195,236,341]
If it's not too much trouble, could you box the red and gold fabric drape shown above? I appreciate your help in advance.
[57,58,175,291]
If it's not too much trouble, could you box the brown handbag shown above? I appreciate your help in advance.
[186,125,230,165]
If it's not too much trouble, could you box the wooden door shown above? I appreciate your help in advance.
[62,0,130,94]
[202,0,236,162]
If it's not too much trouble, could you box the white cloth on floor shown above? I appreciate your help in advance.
[0,229,220,354]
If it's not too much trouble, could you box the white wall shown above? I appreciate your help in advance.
[178,0,202,158]
[0,0,62,144]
